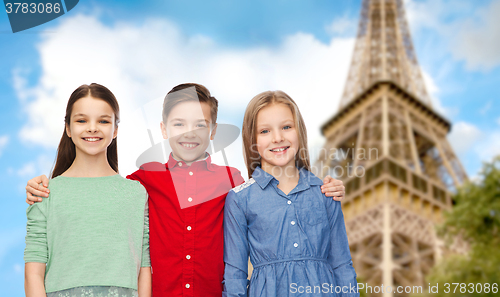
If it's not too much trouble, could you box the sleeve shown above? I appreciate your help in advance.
[141,194,151,267]
[231,168,245,187]
[24,200,48,263]
[326,200,359,297]
[127,168,144,184]
[222,190,249,297]
[226,167,245,189]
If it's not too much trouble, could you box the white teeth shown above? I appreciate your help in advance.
[271,147,287,152]
[182,143,197,148]
[85,138,100,142]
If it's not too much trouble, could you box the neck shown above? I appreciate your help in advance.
[261,162,300,192]
[63,152,117,177]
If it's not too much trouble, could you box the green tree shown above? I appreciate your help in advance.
[419,156,500,296]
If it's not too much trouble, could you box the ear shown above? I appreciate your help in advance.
[113,126,118,139]
[66,124,71,138]
[210,123,218,140]
[160,121,168,140]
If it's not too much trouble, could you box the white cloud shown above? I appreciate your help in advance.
[0,135,8,157]
[15,14,355,176]
[448,121,482,156]
[404,0,439,39]
[405,0,500,72]
[448,121,500,173]
[477,131,500,162]
[325,15,357,36]
[452,0,500,71]
[420,70,457,117]
[17,162,36,177]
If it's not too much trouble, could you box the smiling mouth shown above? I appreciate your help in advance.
[83,137,102,142]
[179,142,199,149]
[270,146,290,153]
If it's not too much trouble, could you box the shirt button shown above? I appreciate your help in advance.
[185,284,190,288]
[189,171,193,176]
[186,255,191,260]
[178,162,183,166]
[291,221,296,225]
[187,226,192,231]
[188,197,193,202]
[294,243,298,248]
[287,201,292,205]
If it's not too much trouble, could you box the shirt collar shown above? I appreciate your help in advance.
[251,166,275,189]
[252,166,323,192]
[166,153,215,172]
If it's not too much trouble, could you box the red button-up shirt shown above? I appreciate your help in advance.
[127,154,244,297]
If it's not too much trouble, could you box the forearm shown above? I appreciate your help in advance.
[25,263,47,297]
[138,267,152,297]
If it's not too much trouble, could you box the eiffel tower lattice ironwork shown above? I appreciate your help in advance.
[315,0,468,296]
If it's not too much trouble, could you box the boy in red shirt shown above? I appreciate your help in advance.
[25,83,346,296]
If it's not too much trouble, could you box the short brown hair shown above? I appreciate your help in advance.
[242,90,310,178]
[162,83,218,124]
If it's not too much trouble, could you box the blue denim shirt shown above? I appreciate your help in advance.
[223,166,358,297]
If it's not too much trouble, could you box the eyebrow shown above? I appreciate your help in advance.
[73,113,112,118]
[170,118,210,123]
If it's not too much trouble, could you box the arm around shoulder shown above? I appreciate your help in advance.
[26,175,50,204]
[222,190,250,297]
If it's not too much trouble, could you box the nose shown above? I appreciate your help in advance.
[272,130,284,144]
[183,126,196,138]
[87,122,98,133]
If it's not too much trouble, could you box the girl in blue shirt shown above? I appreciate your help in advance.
[223,91,358,297]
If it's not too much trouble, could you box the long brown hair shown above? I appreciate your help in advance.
[50,83,120,178]
[242,90,310,178]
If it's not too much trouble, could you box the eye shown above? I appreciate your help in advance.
[100,120,110,124]
[197,123,207,128]
[260,129,269,134]
[76,119,86,123]
[283,125,292,130]
[173,123,183,127]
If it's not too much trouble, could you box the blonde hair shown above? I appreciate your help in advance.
[242,90,310,178]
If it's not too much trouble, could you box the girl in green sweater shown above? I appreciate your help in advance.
[24,83,151,297]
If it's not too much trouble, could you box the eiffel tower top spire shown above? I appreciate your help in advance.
[340,0,431,108]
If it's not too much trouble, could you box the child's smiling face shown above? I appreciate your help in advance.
[161,101,216,165]
[256,103,299,173]
[66,96,117,159]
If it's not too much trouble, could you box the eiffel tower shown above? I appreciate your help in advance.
[316,0,467,296]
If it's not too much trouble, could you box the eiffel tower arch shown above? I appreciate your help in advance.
[315,0,467,296]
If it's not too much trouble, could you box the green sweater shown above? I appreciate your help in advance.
[24,174,150,293]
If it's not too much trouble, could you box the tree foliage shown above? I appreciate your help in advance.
[421,156,500,296]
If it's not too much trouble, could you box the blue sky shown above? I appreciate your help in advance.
[1,0,500,295]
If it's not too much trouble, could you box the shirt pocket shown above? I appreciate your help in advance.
[298,197,328,225]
